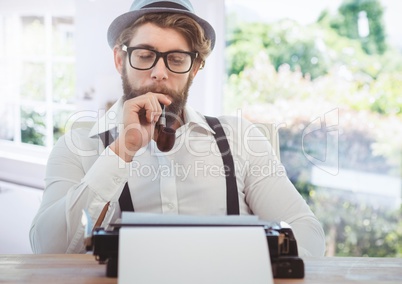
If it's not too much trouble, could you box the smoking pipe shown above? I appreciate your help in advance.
[156,104,176,152]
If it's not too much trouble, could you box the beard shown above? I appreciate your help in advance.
[121,63,193,126]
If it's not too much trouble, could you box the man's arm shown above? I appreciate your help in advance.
[29,128,128,253]
[225,116,326,256]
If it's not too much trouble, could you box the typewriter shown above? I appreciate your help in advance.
[84,213,304,279]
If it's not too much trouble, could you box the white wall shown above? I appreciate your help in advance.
[74,0,131,114]
[75,0,225,116]
[188,0,225,116]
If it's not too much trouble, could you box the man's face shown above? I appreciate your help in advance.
[118,22,199,125]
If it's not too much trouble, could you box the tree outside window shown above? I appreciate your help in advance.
[225,0,402,257]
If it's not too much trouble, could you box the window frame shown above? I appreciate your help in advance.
[0,9,76,188]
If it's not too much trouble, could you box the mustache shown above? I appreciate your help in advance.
[123,84,181,102]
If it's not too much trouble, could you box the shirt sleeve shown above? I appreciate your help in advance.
[29,128,129,253]
[226,117,326,257]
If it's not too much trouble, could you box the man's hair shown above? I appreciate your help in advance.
[115,13,212,67]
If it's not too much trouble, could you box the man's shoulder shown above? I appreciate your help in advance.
[214,114,253,129]
[56,121,96,145]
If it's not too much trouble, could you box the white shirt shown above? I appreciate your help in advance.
[30,98,325,256]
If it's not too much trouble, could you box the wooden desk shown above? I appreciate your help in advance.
[0,254,401,283]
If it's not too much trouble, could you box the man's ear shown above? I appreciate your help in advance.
[191,60,204,77]
[113,46,124,75]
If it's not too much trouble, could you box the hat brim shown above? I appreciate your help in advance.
[107,7,216,50]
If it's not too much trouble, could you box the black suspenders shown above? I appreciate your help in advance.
[98,116,240,215]
[205,116,240,215]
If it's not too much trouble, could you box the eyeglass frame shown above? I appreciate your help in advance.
[121,44,199,74]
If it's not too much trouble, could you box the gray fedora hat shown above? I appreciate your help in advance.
[107,0,216,50]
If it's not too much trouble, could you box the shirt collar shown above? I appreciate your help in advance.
[181,104,215,135]
[88,97,215,138]
[88,97,124,138]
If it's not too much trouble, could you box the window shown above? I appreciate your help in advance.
[225,0,402,257]
[0,13,75,148]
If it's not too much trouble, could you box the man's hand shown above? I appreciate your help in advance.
[110,93,171,162]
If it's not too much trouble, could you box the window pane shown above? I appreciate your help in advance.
[20,62,46,101]
[1,16,16,141]
[53,62,75,103]
[0,11,75,148]
[225,0,402,257]
[52,17,74,56]
[53,109,74,143]
[21,16,45,56]
[20,105,46,146]
[0,103,15,141]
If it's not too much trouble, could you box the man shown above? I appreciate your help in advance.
[30,0,326,256]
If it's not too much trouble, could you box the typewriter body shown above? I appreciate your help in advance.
[85,217,304,279]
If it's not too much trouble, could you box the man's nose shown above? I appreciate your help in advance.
[151,57,168,80]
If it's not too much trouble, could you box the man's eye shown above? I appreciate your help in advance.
[134,50,155,61]
[168,54,187,65]
[138,54,154,60]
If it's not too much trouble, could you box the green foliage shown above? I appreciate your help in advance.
[329,0,387,54]
[369,72,402,115]
[226,20,330,80]
[20,106,46,146]
[225,0,402,257]
[266,21,330,80]
[275,112,401,256]
[310,187,401,257]
[226,22,272,75]
[226,20,402,116]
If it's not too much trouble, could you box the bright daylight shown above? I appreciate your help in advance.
[0,0,401,283]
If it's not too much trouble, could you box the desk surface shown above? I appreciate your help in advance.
[0,254,401,283]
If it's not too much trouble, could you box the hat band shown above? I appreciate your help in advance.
[143,1,190,11]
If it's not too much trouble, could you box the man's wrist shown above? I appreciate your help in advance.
[109,138,136,162]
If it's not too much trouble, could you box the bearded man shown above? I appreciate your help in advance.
[30,0,326,257]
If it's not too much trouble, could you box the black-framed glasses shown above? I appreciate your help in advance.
[122,45,198,74]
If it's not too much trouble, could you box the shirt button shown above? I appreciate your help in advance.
[167,203,175,210]
[113,177,121,184]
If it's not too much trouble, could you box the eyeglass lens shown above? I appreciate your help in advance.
[130,49,193,73]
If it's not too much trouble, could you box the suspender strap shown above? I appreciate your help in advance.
[98,130,135,212]
[119,183,135,212]
[98,130,114,150]
[205,116,240,215]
